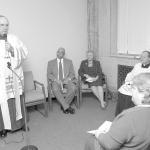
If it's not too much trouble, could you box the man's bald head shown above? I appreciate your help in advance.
[57,47,65,59]
[0,15,9,36]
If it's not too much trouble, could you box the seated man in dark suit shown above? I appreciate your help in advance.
[47,47,77,114]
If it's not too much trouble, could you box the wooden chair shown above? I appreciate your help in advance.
[24,71,48,117]
[78,74,108,107]
[47,79,80,111]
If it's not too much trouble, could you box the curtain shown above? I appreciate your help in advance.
[87,0,99,59]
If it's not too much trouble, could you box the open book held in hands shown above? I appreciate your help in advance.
[87,121,112,137]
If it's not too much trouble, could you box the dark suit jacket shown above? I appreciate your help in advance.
[47,58,77,83]
[78,59,103,78]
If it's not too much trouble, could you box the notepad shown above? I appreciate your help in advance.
[85,77,94,82]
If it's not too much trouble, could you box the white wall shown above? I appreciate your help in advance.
[2,0,136,93]
[1,0,87,94]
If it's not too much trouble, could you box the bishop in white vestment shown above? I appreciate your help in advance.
[0,15,28,136]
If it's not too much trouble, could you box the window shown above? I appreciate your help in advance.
[117,0,150,55]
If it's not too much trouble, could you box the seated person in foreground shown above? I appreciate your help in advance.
[47,47,77,114]
[84,72,150,150]
[78,50,106,109]
[115,50,150,116]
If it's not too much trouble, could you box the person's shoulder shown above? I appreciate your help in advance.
[134,63,141,68]
[81,59,87,63]
[64,58,70,61]
[64,58,73,63]
[48,58,56,64]
[116,107,134,119]
[93,60,100,65]
[117,106,149,119]
[8,34,16,38]
[92,59,99,63]
[7,34,19,41]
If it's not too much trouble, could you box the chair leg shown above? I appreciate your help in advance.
[77,91,80,109]
[104,89,108,102]
[25,107,30,122]
[34,105,38,110]
[48,93,53,111]
[47,95,50,111]
[79,89,83,107]
[44,98,48,117]
[75,90,80,109]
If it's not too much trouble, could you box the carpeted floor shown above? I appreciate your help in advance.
[0,94,116,150]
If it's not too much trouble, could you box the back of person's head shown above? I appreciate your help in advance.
[132,73,150,104]
[142,50,150,58]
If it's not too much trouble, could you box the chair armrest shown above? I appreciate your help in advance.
[78,75,90,90]
[34,80,44,87]
[34,80,46,98]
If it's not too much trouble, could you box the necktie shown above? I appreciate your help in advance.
[59,59,63,81]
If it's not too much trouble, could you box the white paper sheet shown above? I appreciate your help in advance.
[87,121,112,137]
[118,83,132,96]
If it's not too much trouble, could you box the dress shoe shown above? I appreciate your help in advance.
[22,125,30,131]
[60,106,75,114]
[0,130,7,138]
[67,107,75,114]
[60,106,69,114]
[101,101,107,110]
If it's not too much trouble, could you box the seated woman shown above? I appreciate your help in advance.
[84,73,150,150]
[115,50,150,116]
[78,50,106,109]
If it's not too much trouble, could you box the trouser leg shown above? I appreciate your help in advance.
[52,81,69,110]
[64,81,76,105]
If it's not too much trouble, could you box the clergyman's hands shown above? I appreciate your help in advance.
[63,78,71,84]
[5,42,14,57]
[54,79,62,84]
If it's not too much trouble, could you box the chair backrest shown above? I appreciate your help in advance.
[24,71,35,92]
